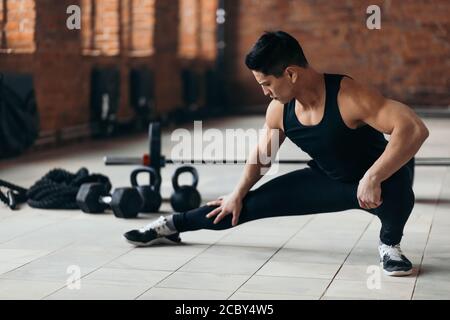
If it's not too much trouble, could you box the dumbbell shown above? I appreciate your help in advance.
[170,165,201,212]
[130,166,162,213]
[76,183,143,218]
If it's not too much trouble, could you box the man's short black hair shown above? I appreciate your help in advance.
[245,30,308,77]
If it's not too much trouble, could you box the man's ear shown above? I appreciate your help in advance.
[286,67,298,83]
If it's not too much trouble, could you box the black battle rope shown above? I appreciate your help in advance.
[0,179,28,209]
[0,168,111,210]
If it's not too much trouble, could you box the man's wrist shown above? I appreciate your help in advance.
[364,170,383,184]
[232,188,246,200]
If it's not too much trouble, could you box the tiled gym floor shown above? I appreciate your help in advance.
[0,115,449,300]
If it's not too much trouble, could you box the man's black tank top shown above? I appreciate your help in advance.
[282,73,388,183]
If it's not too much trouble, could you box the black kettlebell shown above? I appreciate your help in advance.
[130,166,162,213]
[170,165,201,212]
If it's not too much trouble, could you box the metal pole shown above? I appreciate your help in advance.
[104,156,450,166]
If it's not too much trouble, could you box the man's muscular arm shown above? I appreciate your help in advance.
[206,99,286,225]
[340,78,429,209]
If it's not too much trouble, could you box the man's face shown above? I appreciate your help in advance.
[252,70,295,104]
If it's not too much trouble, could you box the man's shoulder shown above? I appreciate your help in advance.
[338,76,387,127]
[265,99,285,130]
[339,76,359,99]
[339,76,383,105]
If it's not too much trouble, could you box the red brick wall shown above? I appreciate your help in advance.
[226,0,450,109]
[81,0,121,56]
[1,0,446,147]
[129,0,155,56]
[179,0,217,61]
[199,0,217,61]
[0,0,217,141]
[0,0,36,53]
[179,0,199,59]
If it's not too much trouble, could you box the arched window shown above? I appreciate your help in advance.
[82,0,121,56]
[179,0,217,61]
[82,0,155,57]
[126,0,155,57]
[0,0,36,53]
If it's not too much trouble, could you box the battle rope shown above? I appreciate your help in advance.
[0,168,111,210]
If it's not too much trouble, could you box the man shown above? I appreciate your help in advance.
[124,31,429,276]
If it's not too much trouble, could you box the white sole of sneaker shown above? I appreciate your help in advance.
[380,262,413,276]
[124,236,181,247]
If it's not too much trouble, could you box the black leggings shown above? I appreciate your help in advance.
[173,162,415,246]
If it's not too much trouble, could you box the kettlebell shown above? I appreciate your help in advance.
[130,166,162,213]
[170,165,201,212]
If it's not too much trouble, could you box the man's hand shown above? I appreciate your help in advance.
[205,192,243,226]
[357,174,383,210]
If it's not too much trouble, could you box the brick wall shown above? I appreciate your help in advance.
[179,0,218,60]
[0,0,447,148]
[0,0,36,53]
[81,0,121,56]
[128,0,155,56]
[0,0,217,142]
[226,0,450,109]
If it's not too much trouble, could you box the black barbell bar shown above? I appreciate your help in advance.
[103,155,450,167]
[104,121,450,173]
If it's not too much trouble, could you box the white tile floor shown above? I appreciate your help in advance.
[0,115,449,300]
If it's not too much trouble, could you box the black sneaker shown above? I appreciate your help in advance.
[123,216,181,247]
[378,242,413,276]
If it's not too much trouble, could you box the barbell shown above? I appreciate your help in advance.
[104,154,450,167]
[104,122,450,172]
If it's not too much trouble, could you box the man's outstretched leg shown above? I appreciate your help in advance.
[123,166,358,246]
[123,164,416,277]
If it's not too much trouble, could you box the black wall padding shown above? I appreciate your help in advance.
[90,67,120,137]
[0,72,39,158]
[130,67,154,113]
[129,68,154,130]
[181,69,200,108]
